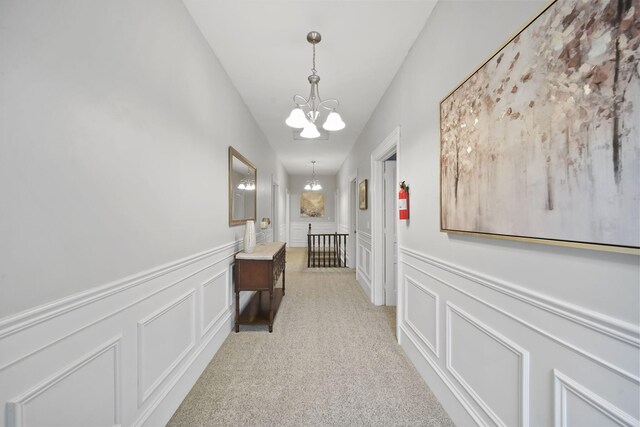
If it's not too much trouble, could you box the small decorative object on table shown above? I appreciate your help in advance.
[244,220,256,254]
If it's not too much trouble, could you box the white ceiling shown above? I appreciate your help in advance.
[182,0,436,175]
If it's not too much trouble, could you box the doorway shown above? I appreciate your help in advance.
[349,177,357,269]
[383,156,397,306]
[370,127,400,307]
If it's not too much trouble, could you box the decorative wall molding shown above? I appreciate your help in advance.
[1,241,240,427]
[6,335,122,427]
[400,247,639,347]
[404,275,439,358]
[400,323,488,427]
[132,311,233,427]
[355,232,373,299]
[137,290,196,405]
[0,241,238,339]
[446,303,530,427]
[358,231,372,241]
[0,253,230,373]
[400,256,640,386]
[553,370,638,427]
[200,269,230,338]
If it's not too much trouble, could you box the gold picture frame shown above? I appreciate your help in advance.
[300,192,325,218]
[439,0,639,255]
[359,179,368,210]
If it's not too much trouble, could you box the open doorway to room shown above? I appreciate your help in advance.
[371,127,400,341]
[383,154,397,306]
[349,177,357,269]
[371,127,400,308]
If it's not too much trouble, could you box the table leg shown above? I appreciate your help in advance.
[269,290,274,333]
[235,290,240,333]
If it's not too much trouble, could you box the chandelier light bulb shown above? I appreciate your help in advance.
[285,107,308,128]
[300,121,320,139]
[304,183,312,190]
[322,111,345,131]
[312,183,322,191]
[237,182,246,190]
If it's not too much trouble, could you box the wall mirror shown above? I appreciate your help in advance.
[229,146,257,226]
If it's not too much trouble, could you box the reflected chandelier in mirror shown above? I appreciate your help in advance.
[228,146,257,226]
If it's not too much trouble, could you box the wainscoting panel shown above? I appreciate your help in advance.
[404,275,439,357]
[6,336,121,427]
[290,221,337,247]
[446,303,529,427]
[398,246,640,427]
[357,231,372,299]
[137,290,196,405]
[553,370,638,427]
[0,241,244,427]
[201,269,229,338]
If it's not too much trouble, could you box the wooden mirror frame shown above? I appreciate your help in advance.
[228,146,257,226]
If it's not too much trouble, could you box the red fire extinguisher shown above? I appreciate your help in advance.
[399,181,409,220]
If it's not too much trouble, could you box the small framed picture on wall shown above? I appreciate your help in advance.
[359,179,368,210]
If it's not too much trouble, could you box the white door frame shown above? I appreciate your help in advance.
[370,126,400,307]
[348,173,358,272]
[383,159,397,306]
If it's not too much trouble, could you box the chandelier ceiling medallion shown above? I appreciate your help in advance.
[285,31,345,139]
[304,161,322,191]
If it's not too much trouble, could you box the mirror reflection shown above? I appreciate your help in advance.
[229,147,257,226]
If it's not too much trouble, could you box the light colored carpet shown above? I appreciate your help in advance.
[168,248,454,427]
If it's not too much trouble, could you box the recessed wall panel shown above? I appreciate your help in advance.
[405,276,439,356]
[201,270,228,337]
[447,304,529,427]
[7,338,120,427]
[138,291,195,404]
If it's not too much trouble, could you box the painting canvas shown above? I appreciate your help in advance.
[440,0,640,252]
[300,192,325,217]
[359,179,368,210]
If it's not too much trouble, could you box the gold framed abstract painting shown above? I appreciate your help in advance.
[359,179,368,210]
[300,192,325,218]
[440,0,640,254]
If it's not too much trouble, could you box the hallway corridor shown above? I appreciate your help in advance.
[168,248,454,426]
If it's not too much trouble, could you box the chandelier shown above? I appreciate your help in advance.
[304,161,322,191]
[237,168,255,191]
[285,31,345,139]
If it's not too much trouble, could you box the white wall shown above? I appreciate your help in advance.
[288,174,337,247]
[337,1,640,426]
[0,0,287,425]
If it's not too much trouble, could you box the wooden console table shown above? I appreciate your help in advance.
[234,242,286,333]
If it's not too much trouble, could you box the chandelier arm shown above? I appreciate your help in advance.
[293,94,310,107]
[318,98,339,111]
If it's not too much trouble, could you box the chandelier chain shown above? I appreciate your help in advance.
[311,43,316,75]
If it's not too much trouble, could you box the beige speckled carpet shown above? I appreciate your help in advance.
[168,248,454,426]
